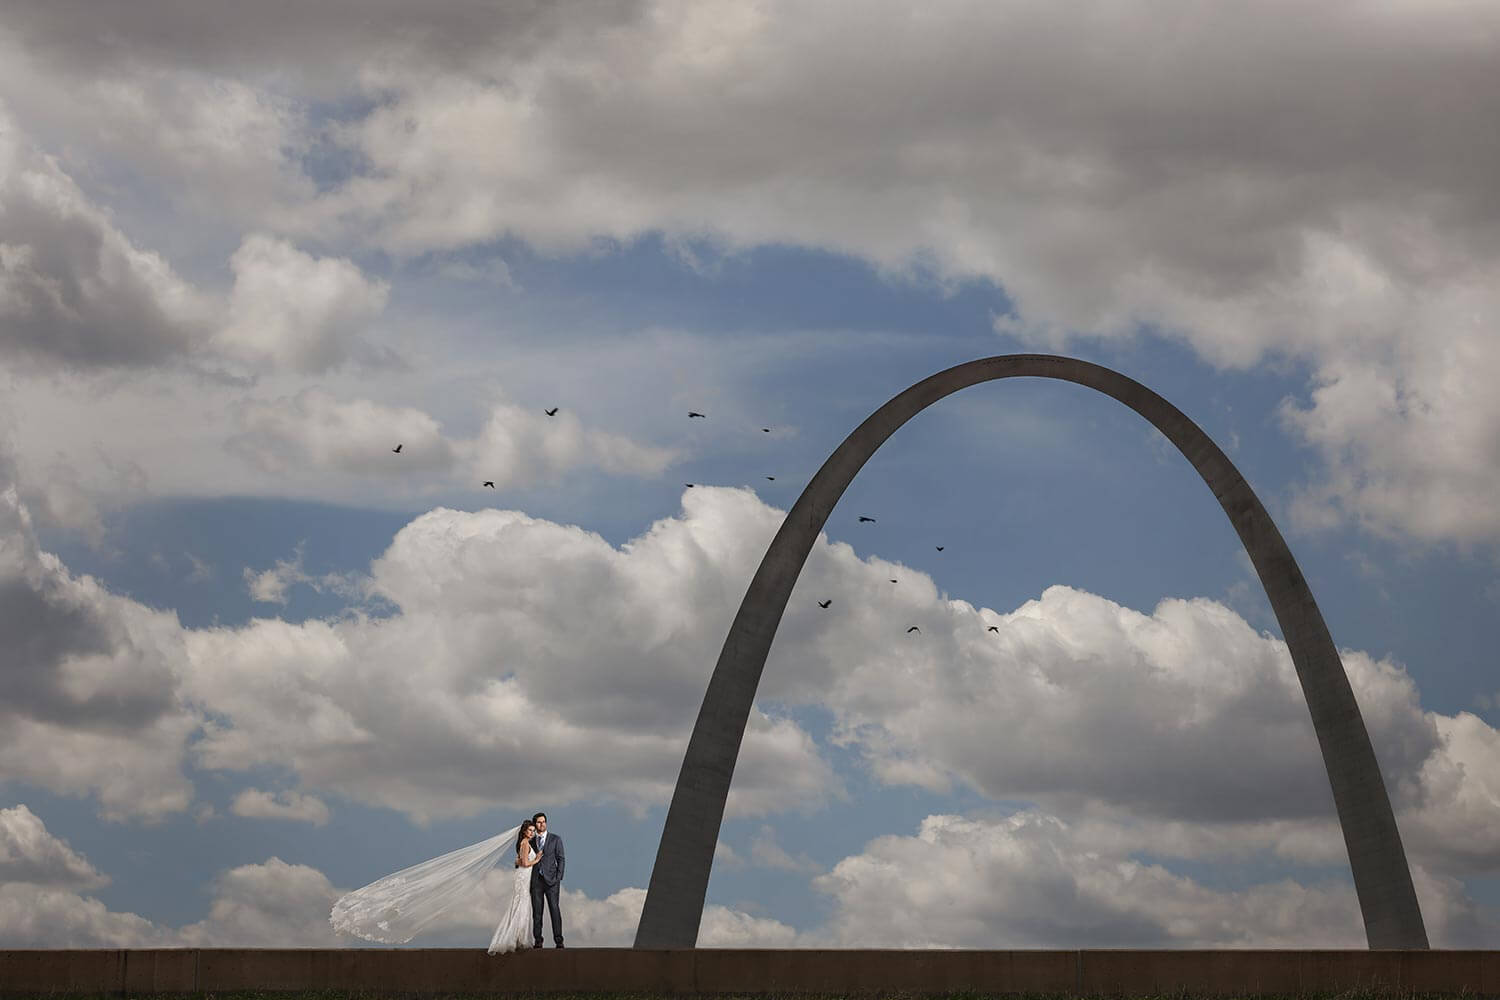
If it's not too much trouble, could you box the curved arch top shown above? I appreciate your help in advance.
[633,355,1428,950]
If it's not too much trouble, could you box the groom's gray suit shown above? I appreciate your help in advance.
[530,830,565,947]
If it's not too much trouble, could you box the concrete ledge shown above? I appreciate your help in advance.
[1,949,1497,996]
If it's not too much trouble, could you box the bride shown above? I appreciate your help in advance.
[488,819,541,954]
[329,818,540,953]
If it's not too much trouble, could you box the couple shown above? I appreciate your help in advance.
[488,812,565,954]
[328,811,564,952]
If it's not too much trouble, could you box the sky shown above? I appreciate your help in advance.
[1,0,1499,950]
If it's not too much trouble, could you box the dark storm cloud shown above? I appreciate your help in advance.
[0,0,645,88]
[0,116,207,370]
[0,577,176,730]
[0,446,196,818]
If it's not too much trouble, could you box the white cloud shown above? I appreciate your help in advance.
[0,324,703,526]
[5,420,1500,946]
[244,564,295,605]
[174,485,1500,873]
[1400,711,1500,875]
[0,804,108,889]
[243,544,364,606]
[0,882,171,947]
[0,471,1496,945]
[812,811,1499,948]
[460,399,680,484]
[290,0,1500,545]
[4,2,1499,543]
[229,788,332,826]
[1280,310,1500,543]
[749,825,820,874]
[2,457,1498,876]
[0,865,800,949]
[0,30,312,229]
[227,388,454,478]
[0,104,211,370]
[0,110,380,381]
[177,857,345,946]
[0,852,343,949]
[181,491,839,823]
[216,235,389,373]
[0,807,794,948]
[19,452,144,548]
[0,470,197,821]
[0,804,169,947]
[537,886,799,948]
[200,862,794,949]
[0,436,819,826]
[761,540,1441,823]
[225,388,675,493]
[185,552,214,583]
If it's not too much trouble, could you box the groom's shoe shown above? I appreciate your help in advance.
[533,940,544,950]
[555,942,565,948]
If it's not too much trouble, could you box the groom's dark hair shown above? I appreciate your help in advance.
[532,812,547,823]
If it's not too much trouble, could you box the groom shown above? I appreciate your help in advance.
[530,811,564,948]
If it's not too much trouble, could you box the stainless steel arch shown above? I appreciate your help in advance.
[634,354,1428,951]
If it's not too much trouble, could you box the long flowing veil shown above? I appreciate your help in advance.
[330,824,521,944]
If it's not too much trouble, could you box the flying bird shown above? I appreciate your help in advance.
[483,481,495,488]
[858,515,876,523]
[545,407,559,416]
[685,483,696,488]
[818,599,832,608]
[935,546,944,551]
[765,476,776,481]
[889,579,898,584]
[762,427,771,432]
[688,411,706,419]
[906,626,920,633]
[987,625,1000,632]
[392,444,403,454]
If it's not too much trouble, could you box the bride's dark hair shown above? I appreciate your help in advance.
[516,821,535,851]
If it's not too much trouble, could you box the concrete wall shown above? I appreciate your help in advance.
[3,949,1498,995]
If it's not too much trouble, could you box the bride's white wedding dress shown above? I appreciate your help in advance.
[487,847,535,955]
[330,824,528,948]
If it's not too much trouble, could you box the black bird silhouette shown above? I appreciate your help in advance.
[762,427,771,432]
[987,625,1000,632]
[889,579,898,584]
[483,481,495,488]
[765,476,776,481]
[544,407,558,416]
[392,444,403,454]
[906,626,920,633]
[685,483,696,488]
[818,599,832,608]
[858,515,876,523]
[935,545,944,551]
[688,411,706,418]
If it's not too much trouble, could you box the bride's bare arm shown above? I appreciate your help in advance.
[516,844,540,868]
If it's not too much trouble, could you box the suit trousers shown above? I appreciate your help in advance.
[531,875,563,946]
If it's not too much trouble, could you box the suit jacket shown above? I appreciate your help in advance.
[531,832,565,886]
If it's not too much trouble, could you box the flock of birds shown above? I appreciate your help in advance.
[393,407,1003,638]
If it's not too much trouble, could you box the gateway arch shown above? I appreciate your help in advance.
[634,354,1429,951]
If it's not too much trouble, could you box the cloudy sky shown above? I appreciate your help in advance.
[2,0,1499,950]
